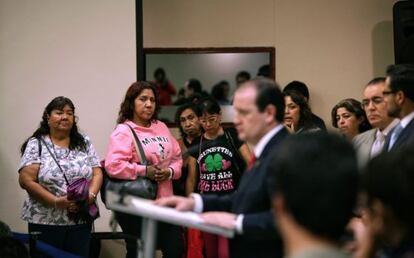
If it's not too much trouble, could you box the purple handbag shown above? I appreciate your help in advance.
[67,177,89,201]
[67,178,99,221]
[40,138,100,222]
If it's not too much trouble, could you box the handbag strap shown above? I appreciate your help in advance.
[39,137,70,185]
[37,138,42,157]
[125,124,148,165]
[198,134,203,174]
[223,129,244,178]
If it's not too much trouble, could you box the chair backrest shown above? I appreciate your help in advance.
[13,232,82,258]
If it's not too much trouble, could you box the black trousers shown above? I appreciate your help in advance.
[28,222,92,257]
[115,212,184,258]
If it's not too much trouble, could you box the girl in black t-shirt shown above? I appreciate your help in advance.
[186,97,250,258]
[188,127,247,195]
[186,98,250,195]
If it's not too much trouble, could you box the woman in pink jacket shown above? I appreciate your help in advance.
[105,81,184,258]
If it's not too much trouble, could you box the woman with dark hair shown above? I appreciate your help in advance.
[283,90,320,134]
[18,96,102,257]
[186,97,251,258]
[331,98,371,141]
[174,103,203,258]
[174,102,203,196]
[105,81,184,258]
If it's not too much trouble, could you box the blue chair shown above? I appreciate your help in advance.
[12,232,82,258]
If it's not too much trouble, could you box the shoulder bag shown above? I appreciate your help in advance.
[101,124,158,204]
[39,137,99,223]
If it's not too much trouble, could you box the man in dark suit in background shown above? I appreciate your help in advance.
[157,77,289,258]
[383,64,414,151]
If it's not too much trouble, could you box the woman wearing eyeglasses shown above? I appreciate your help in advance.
[331,98,371,141]
[186,97,250,258]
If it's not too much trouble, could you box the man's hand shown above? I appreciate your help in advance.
[200,212,237,230]
[154,196,195,211]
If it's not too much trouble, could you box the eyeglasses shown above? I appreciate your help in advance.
[361,96,384,108]
[382,90,396,96]
[200,116,219,125]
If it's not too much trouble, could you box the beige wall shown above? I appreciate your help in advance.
[275,0,395,124]
[0,1,135,257]
[143,0,276,47]
[0,0,395,256]
[144,0,395,125]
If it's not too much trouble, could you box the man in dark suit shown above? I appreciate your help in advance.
[157,77,288,258]
[383,64,414,151]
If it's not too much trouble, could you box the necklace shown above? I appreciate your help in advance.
[49,136,70,160]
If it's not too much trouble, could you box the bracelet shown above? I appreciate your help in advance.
[168,167,174,180]
[89,192,97,200]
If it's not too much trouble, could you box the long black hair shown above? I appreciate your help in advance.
[284,90,315,130]
[20,96,86,155]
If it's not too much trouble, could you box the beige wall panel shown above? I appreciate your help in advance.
[0,0,136,234]
[143,0,276,47]
[275,0,395,127]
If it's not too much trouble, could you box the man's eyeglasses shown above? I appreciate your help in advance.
[361,96,384,108]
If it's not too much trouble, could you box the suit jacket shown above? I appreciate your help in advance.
[202,127,289,258]
[385,118,414,152]
[353,129,376,169]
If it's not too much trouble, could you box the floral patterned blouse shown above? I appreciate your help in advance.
[18,135,100,225]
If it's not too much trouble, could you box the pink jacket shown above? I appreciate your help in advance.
[105,120,182,198]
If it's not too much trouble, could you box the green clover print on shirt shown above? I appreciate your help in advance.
[204,153,223,172]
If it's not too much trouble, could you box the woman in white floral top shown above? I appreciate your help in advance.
[18,96,102,257]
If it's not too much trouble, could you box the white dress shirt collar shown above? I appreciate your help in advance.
[400,110,414,129]
[380,118,400,137]
[253,124,284,158]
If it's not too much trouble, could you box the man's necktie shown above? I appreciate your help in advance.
[370,130,385,158]
[388,123,403,151]
[247,154,256,170]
